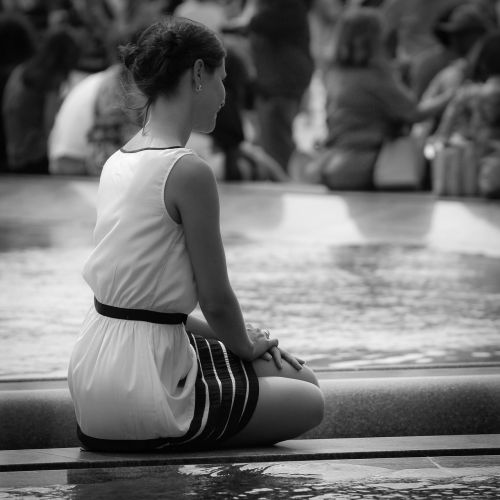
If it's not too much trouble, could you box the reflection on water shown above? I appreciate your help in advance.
[1,460,499,499]
[0,243,499,377]
[230,243,500,369]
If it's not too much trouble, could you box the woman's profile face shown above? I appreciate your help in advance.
[193,60,226,133]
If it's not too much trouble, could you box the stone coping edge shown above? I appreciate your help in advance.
[2,363,499,387]
[1,374,500,450]
[1,435,499,472]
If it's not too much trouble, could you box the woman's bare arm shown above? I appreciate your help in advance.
[166,155,276,361]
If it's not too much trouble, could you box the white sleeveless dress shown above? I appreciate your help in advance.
[68,147,258,451]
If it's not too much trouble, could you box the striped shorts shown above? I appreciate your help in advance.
[77,332,259,452]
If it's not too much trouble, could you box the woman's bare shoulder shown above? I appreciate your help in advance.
[172,151,216,182]
[168,151,218,195]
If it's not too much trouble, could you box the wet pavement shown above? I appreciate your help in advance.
[0,176,500,377]
[0,455,499,499]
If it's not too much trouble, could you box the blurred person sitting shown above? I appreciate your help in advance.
[417,3,492,134]
[431,31,500,198]
[409,1,470,99]
[84,63,143,176]
[381,0,465,84]
[48,62,143,176]
[48,70,109,175]
[48,11,167,176]
[309,8,454,190]
[0,12,36,172]
[2,27,80,174]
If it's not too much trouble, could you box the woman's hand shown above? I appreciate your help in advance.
[267,345,305,371]
[245,323,278,360]
[246,324,305,371]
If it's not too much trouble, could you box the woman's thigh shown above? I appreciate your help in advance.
[222,376,325,448]
[252,358,320,387]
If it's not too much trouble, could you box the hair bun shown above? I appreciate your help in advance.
[117,18,225,102]
[160,31,180,58]
[120,42,140,71]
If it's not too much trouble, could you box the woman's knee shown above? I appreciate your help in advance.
[266,378,325,437]
[302,383,325,430]
[224,377,325,447]
[260,377,324,432]
[298,364,320,387]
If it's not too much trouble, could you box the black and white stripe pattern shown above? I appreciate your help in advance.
[162,333,259,448]
[77,333,259,452]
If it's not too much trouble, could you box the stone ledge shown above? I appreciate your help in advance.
[303,373,500,439]
[1,435,499,472]
[0,372,499,450]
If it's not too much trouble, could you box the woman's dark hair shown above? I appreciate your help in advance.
[120,17,226,104]
[332,8,385,68]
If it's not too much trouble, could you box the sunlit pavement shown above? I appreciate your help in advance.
[1,175,500,377]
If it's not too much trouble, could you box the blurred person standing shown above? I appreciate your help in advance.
[310,8,453,190]
[174,0,247,180]
[2,27,80,174]
[308,0,346,79]
[174,0,286,181]
[0,12,35,172]
[247,0,314,173]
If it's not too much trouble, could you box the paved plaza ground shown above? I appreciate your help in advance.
[0,175,500,377]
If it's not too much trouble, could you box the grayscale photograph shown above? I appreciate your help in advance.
[0,0,499,498]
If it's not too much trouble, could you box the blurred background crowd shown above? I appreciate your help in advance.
[1,0,500,198]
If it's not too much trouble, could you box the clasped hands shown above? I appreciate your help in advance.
[245,323,305,371]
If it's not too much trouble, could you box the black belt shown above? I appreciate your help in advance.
[94,298,187,325]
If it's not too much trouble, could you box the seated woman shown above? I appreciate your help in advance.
[68,17,324,452]
[311,7,454,190]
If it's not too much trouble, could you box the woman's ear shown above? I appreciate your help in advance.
[193,59,205,91]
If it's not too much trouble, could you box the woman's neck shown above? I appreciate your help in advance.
[141,94,192,148]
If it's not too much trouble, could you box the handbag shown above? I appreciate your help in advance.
[373,135,425,189]
[431,139,478,197]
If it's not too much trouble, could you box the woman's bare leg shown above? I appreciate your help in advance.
[222,360,324,448]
